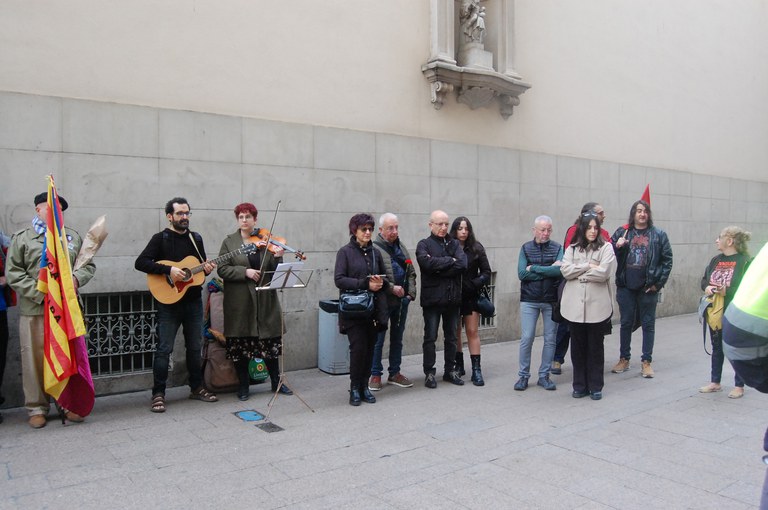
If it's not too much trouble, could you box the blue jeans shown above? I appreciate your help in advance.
[371,298,410,377]
[422,305,459,375]
[708,327,744,387]
[153,298,204,395]
[616,287,658,362]
[518,301,557,378]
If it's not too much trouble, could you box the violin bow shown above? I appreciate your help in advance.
[256,200,282,279]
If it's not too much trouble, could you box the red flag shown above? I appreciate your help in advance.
[37,176,95,416]
[641,184,651,205]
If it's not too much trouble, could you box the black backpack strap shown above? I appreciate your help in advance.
[702,320,710,355]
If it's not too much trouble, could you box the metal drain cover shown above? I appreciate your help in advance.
[255,422,284,433]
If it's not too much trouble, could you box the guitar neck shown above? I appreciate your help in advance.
[188,244,255,275]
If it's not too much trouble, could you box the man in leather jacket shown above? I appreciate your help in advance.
[610,200,673,378]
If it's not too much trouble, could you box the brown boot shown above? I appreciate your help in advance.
[29,415,47,429]
[611,358,630,373]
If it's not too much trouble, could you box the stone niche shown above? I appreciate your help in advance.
[422,0,531,119]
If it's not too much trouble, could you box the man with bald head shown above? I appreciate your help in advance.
[416,210,467,388]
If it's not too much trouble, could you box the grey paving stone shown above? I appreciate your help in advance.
[0,315,765,509]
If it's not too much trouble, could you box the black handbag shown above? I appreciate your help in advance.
[476,285,495,318]
[338,289,375,318]
[339,246,378,319]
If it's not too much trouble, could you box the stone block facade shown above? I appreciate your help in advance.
[1,91,767,403]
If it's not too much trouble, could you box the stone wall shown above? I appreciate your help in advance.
[1,91,767,403]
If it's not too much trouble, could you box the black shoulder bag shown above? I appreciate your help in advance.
[338,248,377,319]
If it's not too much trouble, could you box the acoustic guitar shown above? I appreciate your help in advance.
[147,243,257,304]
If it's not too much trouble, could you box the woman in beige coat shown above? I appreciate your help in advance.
[217,203,293,401]
[560,213,616,400]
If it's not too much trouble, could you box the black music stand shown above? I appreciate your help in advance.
[256,262,314,418]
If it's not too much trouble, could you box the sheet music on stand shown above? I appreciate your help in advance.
[255,262,311,291]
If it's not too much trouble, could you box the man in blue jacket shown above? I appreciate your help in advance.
[515,215,563,392]
[610,200,673,378]
[416,210,467,389]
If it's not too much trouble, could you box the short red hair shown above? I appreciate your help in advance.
[234,203,258,218]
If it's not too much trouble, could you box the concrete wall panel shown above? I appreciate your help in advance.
[241,164,315,214]
[430,141,478,180]
[243,119,314,168]
[0,92,61,152]
[314,127,375,173]
[375,134,430,177]
[478,146,521,183]
[159,110,241,163]
[63,100,158,157]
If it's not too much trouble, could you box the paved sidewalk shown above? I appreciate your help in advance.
[1,314,766,509]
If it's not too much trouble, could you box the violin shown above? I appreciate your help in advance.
[248,228,306,260]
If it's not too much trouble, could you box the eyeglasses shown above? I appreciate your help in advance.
[174,211,191,217]
[582,212,598,218]
[359,227,374,233]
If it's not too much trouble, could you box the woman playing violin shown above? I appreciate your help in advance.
[217,203,293,400]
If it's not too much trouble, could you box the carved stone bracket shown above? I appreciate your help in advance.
[422,60,530,119]
[429,80,455,110]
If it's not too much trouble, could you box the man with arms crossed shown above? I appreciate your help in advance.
[416,210,467,389]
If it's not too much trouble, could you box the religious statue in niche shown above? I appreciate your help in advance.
[457,0,493,70]
[460,0,486,44]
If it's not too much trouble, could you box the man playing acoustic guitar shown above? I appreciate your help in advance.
[135,197,218,413]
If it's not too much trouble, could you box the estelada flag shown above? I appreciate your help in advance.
[36,176,95,416]
[622,184,651,229]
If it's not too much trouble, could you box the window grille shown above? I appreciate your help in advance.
[82,292,157,377]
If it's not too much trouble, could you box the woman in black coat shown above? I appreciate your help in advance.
[450,216,491,386]
[334,213,389,406]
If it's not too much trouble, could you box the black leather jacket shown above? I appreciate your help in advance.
[610,225,673,290]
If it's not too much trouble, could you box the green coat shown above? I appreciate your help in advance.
[6,227,96,316]
[217,231,283,339]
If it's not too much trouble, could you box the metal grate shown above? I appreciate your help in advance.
[479,272,496,329]
[82,292,157,377]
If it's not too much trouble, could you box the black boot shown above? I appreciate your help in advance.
[266,357,293,395]
[235,358,251,401]
[349,383,362,406]
[455,352,465,377]
[470,354,485,387]
[361,385,377,404]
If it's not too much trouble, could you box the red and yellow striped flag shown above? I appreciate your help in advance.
[36,176,87,401]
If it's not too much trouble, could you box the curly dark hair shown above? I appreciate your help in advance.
[348,213,375,236]
[165,197,189,215]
